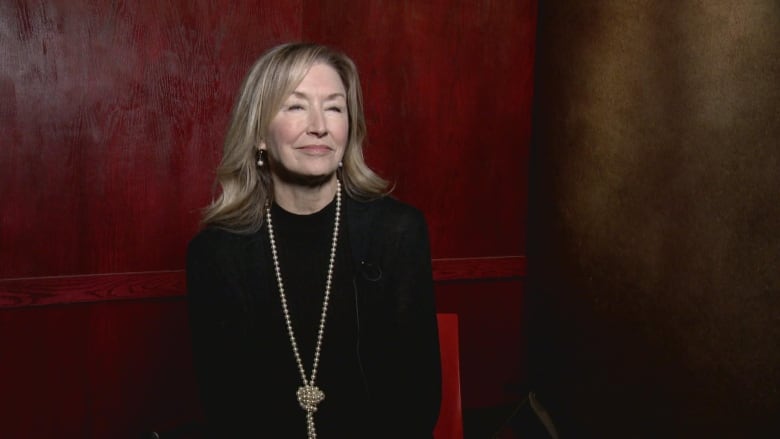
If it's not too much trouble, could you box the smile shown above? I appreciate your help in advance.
[295,145,333,154]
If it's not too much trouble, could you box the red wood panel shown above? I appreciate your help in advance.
[85,300,200,438]
[435,280,527,407]
[0,271,184,308]
[0,285,524,437]
[302,0,537,259]
[0,0,303,278]
[0,257,525,308]
[434,256,526,281]
[1,0,535,288]
[0,305,92,438]
[0,300,200,438]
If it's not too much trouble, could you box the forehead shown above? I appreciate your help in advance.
[292,62,346,94]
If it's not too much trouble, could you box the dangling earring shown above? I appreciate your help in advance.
[338,161,343,168]
[257,150,266,167]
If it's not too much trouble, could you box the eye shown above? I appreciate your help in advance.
[327,106,344,113]
[287,104,304,111]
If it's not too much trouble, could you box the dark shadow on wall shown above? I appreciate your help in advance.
[527,1,780,437]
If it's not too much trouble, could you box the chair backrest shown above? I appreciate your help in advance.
[433,313,464,439]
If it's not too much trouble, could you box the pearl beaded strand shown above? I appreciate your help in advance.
[264,180,341,439]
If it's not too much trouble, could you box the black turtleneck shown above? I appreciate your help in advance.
[187,193,441,438]
[265,195,368,438]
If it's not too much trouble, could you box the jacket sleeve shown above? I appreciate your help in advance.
[385,208,442,437]
[185,232,251,435]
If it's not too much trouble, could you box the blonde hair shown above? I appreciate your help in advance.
[202,42,389,233]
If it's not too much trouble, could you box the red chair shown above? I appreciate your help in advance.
[434,313,464,439]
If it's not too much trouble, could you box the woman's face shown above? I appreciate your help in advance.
[260,62,348,188]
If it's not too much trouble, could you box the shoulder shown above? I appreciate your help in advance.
[187,226,261,263]
[347,195,430,251]
[188,227,237,255]
[350,195,427,227]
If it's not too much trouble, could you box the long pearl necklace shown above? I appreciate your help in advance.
[265,180,341,439]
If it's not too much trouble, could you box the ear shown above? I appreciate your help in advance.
[257,140,266,152]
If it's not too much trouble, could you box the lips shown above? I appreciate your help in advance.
[296,144,333,154]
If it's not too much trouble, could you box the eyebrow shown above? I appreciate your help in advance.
[290,91,346,101]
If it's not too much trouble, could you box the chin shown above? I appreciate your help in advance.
[274,166,338,188]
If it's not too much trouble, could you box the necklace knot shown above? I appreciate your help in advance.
[297,385,325,412]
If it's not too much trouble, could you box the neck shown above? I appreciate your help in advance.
[272,176,339,214]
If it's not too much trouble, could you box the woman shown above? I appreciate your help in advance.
[186,42,441,438]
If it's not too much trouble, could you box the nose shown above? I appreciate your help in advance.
[307,108,327,137]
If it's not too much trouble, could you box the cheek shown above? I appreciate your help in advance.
[336,120,350,146]
[267,121,298,149]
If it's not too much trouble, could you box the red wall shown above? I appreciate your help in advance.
[1,0,303,278]
[0,1,536,437]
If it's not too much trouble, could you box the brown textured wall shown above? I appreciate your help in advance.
[529,1,780,437]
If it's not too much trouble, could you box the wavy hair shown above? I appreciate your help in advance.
[202,42,389,233]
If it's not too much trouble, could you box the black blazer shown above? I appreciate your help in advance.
[186,195,441,438]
